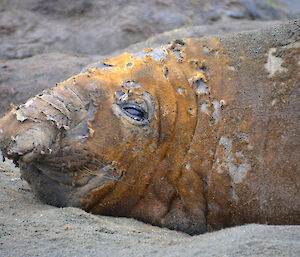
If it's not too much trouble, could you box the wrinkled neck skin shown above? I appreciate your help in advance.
[81,42,207,234]
[0,20,299,235]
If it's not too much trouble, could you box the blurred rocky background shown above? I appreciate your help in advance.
[0,0,300,117]
[0,1,299,256]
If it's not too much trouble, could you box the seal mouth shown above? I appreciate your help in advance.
[20,162,112,208]
[32,162,94,187]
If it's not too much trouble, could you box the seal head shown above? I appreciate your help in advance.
[0,42,206,234]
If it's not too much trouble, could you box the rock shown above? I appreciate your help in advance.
[111,19,282,56]
[0,52,92,117]
[0,0,295,60]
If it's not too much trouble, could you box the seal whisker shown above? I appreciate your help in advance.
[83,166,134,187]
[82,166,100,176]
[101,174,135,187]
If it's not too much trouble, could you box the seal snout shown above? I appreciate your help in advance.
[0,108,58,167]
[7,126,56,163]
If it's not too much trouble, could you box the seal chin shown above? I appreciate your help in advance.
[20,163,110,208]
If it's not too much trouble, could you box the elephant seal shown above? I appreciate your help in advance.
[0,20,299,234]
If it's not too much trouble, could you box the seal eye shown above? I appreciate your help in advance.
[121,104,147,121]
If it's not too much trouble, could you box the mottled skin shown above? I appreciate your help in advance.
[0,20,299,234]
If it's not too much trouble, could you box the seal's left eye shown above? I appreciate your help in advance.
[121,104,147,121]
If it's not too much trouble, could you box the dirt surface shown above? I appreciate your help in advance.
[0,1,299,256]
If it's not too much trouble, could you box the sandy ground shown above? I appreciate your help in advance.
[1,159,299,256]
[0,1,300,256]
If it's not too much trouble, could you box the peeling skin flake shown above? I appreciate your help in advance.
[15,109,29,122]
[265,48,288,77]
[217,136,251,183]
[212,99,221,123]
[200,102,210,116]
[131,47,166,62]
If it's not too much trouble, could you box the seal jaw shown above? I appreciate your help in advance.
[21,163,80,207]
[20,163,112,208]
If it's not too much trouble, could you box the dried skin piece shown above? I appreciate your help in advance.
[0,20,299,234]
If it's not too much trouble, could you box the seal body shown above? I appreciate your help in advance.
[0,20,299,234]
